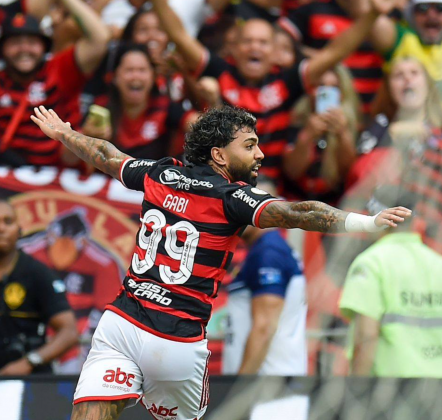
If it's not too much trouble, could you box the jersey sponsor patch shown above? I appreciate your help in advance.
[129,160,155,168]
[258,267,283,286]
[232,189,260,208]
[251,188,269,195]
[127,279,173,306]
[159,169,213,190]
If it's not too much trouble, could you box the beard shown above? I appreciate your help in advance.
[416,25,442,45]
[228,160,259,186]
[5,55,44,79]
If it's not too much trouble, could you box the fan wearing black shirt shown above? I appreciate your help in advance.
[0,200,77,375]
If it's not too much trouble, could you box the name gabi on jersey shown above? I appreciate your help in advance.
[232,189,259,208]
[163,194,189,214]
[129,160,155,168]
[128,279,172,306]
[160,169,213,190]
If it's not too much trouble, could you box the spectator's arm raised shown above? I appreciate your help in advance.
[25,0,56,21]
[61,0,111,75]
[151,0,206,74]
[305,0,396,86]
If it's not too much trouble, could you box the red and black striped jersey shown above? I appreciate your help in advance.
[106,157,280,342]
[278,0,383,114]
[0,47,87,166]
[194,50,309,181]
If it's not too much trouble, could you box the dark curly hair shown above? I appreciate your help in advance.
[185,107,257,164]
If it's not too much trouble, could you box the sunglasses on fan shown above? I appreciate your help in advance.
[414,3,442,13]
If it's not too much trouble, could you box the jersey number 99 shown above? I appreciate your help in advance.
[131,209,200,284]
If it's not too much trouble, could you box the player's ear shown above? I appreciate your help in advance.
[211,147,227,166]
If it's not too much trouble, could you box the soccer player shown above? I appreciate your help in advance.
[31,105,411,420]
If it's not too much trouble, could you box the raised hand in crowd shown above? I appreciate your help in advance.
[196,77,223,109]
[321,108,349,137]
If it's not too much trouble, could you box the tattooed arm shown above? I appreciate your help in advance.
[71,400,128,420]
[31,106,130,180]
[259,200,412,233]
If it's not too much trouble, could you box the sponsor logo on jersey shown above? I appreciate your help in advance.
[128,279,172,306]
[258,83,283,110]
[232,189,259,208]
[251,188,268,195]
[159,169,213,190]
[258,267,282,285]
[141,121,159,141]
[129,160,155,169]
[149,403,178,419]
[103,368,135,391]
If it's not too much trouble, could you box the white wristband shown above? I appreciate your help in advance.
[345,212,385,233]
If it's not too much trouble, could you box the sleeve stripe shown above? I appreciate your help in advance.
[253,199,284,228]
[119,157,135,188]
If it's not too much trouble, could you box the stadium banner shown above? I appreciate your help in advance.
[1,375,441,420]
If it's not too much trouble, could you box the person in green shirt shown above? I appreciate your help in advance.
[340,185,442,377]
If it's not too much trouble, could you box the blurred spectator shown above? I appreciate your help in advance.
[281,0,314,15]
[82,7,191,110]
[20,208,123,373]
[349,57,442,192]
[229,0,283,23]
[223,179,307,376]
[278,0,384,117]
[340,185,442,377]
[272,25,298,68]
[366,0,442,94]
[283,66,361,203]
[152,0,395,183]
[49,0,124,52]
[121,7,171,79]
[0,200,78,375]
[83,44,196,160]
[0,0,54,27]
[0,1,110,168]
[325,57,442,290]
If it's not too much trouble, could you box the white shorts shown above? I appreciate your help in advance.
[74,310,210,420]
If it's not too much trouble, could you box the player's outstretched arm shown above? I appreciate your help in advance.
[259,200,412,233]
[31,106,130,180]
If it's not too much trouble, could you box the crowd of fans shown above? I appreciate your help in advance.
[2,0,442,376]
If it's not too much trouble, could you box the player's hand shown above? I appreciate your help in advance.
[374,206,412,228]
[31,106,71,142]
